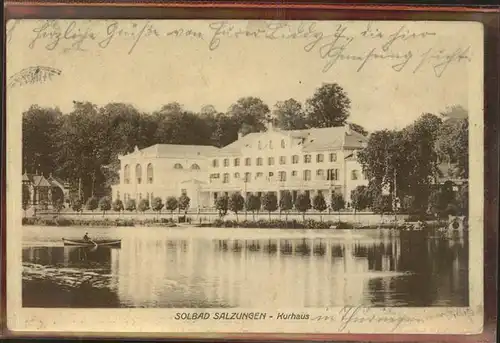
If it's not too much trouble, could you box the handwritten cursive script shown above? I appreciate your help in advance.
[310,306,479,332]
[19,20,472,77]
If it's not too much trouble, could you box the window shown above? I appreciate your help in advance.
[281,139,285,148]
[279,171,287,182]
[223,158,229,167]
[181,189,187,195]
[256,172,264,179]
[223,173,230,183]
[327,169,339,181]
[147,163,153,183]
[363,171,368,180]
[316,169,325,179]
[116,191,120,200]
[304,155,312,163]
[124,164,130,184]
[268,157,275,165]
[212,159,219,168]
[292,171,298,177]
[258,141,262,149]
[135,164,142,184]
[269,140,273,149]
[269,172,274,178]
[234,172,240,179]
[292,155,299,164]
[244,172,251,182]
[329,153,337,162]
[234,158,240,167]
[303,170,311,181]
[245,157,251,166]
[174,163,183,169]
[210,173,220,182]
[351,170,360,180]
[316,154,324,163]
[257,157,263,166]
[139,193,142,199]
[279,156,286,165]
[191,163,200,170]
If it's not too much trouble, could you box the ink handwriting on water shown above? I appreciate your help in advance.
[8,66,62,89]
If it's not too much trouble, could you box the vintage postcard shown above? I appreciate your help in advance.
[6,19,484,335]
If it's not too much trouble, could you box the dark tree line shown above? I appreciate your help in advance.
[357,106,469,218]
[23,83,366,201]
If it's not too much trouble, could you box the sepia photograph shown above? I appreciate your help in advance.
[6,18,484,334]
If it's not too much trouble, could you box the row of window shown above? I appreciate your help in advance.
[257,139,286,150]
[209,169,364,183]
[119,190,187,202]
[213,153,340,168]
[123,163,201,184]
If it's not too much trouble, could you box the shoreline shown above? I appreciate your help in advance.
[21,216,458,231]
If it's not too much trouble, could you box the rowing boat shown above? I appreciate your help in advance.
[62,238,121,248]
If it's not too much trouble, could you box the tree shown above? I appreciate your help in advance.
[215,195,229,217]
[400,195,416,214]
[312,193,327,221]
[428,183,456,219]
[358,113,443,217]
[138,199,150,213]
[262,192,278,220]
[457,184,468,216]
[151,197,164,215]
[228,192,245,221]
[22,184,30,216]
[125,199,136,212]
[279,190,293,221]
[295,192,311,221]
[166,196,178,219]
[350,185,372,214]
[99,196,112,216]
[53,199,64,215]
[86,196,98,212]
[372,195,393,219]
[272,99,307,130]
[305,83,351,128]
[245,194,261,221]
[112,199,124,212]
[349,123,369,136]
[435,115,469,179]
[227,97,270,134]
[330,192,345,222]
[178,194,191,215]
[72,199,83,213]
[22,105,62,176]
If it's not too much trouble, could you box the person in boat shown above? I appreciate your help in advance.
[83,232,91,242]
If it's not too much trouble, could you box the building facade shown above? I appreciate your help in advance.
[112,123,369,210]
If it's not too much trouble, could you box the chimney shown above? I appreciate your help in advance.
[344,123,351,135]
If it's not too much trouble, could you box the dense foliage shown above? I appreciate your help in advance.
[23,83,361,201]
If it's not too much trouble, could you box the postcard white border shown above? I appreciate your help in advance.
[6,19,484,335]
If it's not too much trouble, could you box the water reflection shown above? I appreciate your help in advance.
[22,230,468,308]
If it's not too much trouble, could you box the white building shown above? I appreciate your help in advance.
[112,123,368,210]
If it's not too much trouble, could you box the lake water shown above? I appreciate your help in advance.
[22,226,469,308]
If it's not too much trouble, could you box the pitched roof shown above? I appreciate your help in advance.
[221,126,368,153]
[125,144,220,158]
[23,174,52,187]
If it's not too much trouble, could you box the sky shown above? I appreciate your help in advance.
[7,19,479,131]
